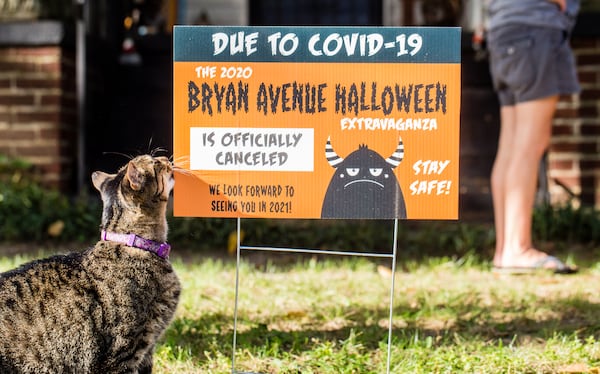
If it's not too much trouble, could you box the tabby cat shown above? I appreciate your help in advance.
[0,155,181,373]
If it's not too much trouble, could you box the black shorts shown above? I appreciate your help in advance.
[487,24,580,106]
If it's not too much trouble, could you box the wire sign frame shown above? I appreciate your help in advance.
[230,218,400,374]
[172,25,460,374]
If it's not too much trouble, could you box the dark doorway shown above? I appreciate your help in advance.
[84,1,172,182]
[250,0,383,26]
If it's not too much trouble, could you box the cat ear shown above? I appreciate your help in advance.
[126,162,145,191]
[91,171,114,191]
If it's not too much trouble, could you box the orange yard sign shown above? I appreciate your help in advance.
[173,26,461,219]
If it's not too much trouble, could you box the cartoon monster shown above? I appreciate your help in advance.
[321,136,407,219]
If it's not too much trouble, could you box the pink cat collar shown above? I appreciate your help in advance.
[101,230,171,259]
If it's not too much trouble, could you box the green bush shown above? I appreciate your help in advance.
[167,216,236,249]
[533,202,600,244]
[0,155,100,242]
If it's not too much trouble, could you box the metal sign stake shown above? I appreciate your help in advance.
[231,217,399,374]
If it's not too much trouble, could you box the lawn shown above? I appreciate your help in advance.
[3,245,599,373]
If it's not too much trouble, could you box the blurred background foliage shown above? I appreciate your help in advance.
[1,154,598,259]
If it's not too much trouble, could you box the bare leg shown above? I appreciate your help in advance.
[493,95,561,268]
[491,105,516,266]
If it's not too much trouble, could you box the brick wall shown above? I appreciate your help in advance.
[549,35,600,208]
[0,23,76,192]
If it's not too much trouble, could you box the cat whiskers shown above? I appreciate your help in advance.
[145,138,170,157]
[170,154,189,165]
[150,147,169,157]
[171,156,193,176]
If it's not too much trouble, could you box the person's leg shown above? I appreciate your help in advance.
[488,23,579,272]
[491,105,517,267]
[497,95,558,268]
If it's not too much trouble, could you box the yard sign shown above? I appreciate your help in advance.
[173,26,461,219]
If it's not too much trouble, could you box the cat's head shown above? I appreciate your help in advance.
[91,155,174,239]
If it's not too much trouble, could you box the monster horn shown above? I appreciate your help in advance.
[386,136,404,168]
[325,136,344,167]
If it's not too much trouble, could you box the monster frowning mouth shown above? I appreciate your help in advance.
[344,179,385,189]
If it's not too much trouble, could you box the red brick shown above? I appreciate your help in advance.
[14,111,60,123]
[15,145,59,157]
[578,71,598,84]
[580,142,599,154]
[554,108,579,118]
[0,60,62,74]
[577,53,600,66]
[39,62,61,73]
[40,128,60,140]
[552,124,574,136]
[581,160,600,170]
[550,142,579,153]
[555,107,579,118]
[582,124,600,136]
[549,159,574,170]
[578,106,599,118]
[13,47,60,56]
[0,61,33,72]
[15,78,61,89]
[581,88,600,101]
[39,94,62,106]
[0,78,11,89]
[0,94,35,106]
[0,129,35,140]
[551,142,598,154]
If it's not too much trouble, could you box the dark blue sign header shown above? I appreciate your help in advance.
[174,26,461,64]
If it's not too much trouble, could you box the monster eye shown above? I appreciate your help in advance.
[369,168,383,177]
[346,168,360,176]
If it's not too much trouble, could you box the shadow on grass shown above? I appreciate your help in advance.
[161,293,600,362]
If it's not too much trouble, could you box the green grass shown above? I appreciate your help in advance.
[2,249,600,373]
